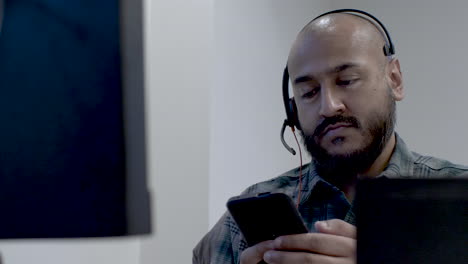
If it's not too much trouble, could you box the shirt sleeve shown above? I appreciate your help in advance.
[193,212,237,264]
[192,182,279,264]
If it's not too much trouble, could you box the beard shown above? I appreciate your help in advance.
[300,90,396,187]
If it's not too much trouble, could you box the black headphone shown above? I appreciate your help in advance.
[281,9,395,155]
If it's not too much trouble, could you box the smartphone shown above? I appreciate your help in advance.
[226,192,308,246]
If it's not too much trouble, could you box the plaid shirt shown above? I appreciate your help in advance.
[193,134,468,264]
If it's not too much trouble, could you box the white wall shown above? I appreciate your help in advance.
[139,0,212,263]
[0,238,140,264]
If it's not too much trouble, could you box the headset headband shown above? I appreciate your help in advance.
[313,9,395,56]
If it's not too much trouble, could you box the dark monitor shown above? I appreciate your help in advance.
[0,0,151,238]
[356,178,468,264]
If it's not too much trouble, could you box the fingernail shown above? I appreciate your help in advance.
[316,220,329,229]
[263,251,274,262]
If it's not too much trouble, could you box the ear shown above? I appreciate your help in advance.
[387,58,404,101]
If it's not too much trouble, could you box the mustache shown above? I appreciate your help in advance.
[313,115,361,138]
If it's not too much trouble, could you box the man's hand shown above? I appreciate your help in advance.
[240,219,356,264]
[240,239,275,264]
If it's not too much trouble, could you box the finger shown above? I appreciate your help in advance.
[273,233,356,257]
[263,250,354,264]
[240,240,275,264]
[315,219,356,239]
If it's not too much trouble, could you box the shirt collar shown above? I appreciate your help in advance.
[379,133,415,178]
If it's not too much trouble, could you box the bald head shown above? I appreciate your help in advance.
[301,13,388,49]
[288,13,389,71]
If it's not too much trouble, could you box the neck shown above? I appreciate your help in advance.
[360,132,396,178]
[342,133,397,201]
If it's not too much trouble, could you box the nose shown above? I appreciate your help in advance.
[318,85,345,117]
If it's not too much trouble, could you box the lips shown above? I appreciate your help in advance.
[321,123,353,137]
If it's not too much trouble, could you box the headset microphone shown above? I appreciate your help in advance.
[281,120,296,155]
[281,67,300,155]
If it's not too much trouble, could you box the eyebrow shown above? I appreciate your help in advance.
[293,63,360,85]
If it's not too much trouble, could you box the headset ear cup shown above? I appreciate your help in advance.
[289,99,301,130]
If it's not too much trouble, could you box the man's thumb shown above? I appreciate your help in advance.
[314,219,356,238]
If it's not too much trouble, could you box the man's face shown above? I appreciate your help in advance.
[300,86,395,180]
[288,16,403,180]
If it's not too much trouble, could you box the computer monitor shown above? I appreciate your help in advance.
[0,0,151,238]
[356,178,468,264]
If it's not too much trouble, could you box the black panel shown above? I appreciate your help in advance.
[356,179,468,264]
[0,0,135,238]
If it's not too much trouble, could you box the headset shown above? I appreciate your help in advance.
[281,9,396,155]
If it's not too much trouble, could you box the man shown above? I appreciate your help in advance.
[193,11,468,264]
